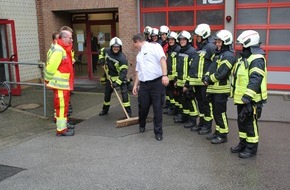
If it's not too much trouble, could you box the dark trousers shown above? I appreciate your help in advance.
[138,77,163,135]
[210,93,229,136]
[237,104,259,144]
[195,85,212,124]
[165,80,175,106]
[102,80,130,112]
[174,86,183,111]
[182,89,199,117]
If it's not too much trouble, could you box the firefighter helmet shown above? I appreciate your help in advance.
[237,30,260,48]
[159,25,170,35]
[109,37,122,47]
[178,30,192,42]
[151,28,159,36]
[143,26,153,35]
[194,23,211,39]
[167,31,179,41]
[215,30,233,45]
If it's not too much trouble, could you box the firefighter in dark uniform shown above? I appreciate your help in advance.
[174,30,198,125]
[202,30,236,144]
[165,31,181,115]
[98,37,132,116]
[189,23,216,134]
[231,30,267,158]
[159,25,170,113]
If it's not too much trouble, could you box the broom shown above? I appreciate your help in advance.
[103,65,139,128]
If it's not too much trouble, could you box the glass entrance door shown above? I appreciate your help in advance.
[90,24,113,79]
[72,12,118,80]
[72,23,88,78]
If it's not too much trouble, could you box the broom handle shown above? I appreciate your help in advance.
[103,66,130,119]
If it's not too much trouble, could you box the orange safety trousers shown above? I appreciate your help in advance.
[53,89,70,133]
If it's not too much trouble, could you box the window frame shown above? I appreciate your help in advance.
[140,0,224,32]
[235,0,290,90]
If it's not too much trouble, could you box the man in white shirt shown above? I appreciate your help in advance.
[132,34,169,141]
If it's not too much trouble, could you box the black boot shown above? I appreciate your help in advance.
[198,120,212,135]
[56,128,74,136]
[197,117,205,128]
[239,143,258,158]
[174,109,186,123]
[230,139,247,153]
[175,114,187,123]
[174,113,182,123]
[167,105,177,116]
[206,131,218,140]
[184,116,197,128]
[99,110,108,116]
[211,134,228,144]
[99,105,109,116]
[191,117,204,131]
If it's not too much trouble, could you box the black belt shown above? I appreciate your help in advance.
[140,76,162,84]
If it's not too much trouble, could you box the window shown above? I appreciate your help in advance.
[268,51,290,67]
[237,0,267,3]
[270,7,290,24]
[235,0,290,90]
[168,0,193,6]
[140,0,224,32]
[142,12,166,27]
[269,30,290,45]
[197,10,224,25]
[169,11,194,26]
[237,9,267,24]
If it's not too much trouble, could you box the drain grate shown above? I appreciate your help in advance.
[0,164,26,182]
[14,103,41,110]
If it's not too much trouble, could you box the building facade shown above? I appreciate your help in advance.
[1,0,290,91]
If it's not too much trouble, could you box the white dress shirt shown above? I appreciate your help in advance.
[136,42,166,82]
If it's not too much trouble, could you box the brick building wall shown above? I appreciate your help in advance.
[0,0,41,81]
[37,0,139,78]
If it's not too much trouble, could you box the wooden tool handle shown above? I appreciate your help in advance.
[103,66,130,119]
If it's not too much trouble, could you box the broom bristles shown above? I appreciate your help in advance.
[116,117,139,128]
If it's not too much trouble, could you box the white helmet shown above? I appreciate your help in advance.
[143,26,153,35]
[237,30,260,48]
[215,30,233,45]
[167,31,179,41]
[159,25,170,35]
[194,23,211,39]
[178,30,192,42]
[151,28,159,36]
[109,37,122,47]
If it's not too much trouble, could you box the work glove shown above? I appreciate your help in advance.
[256,106,262,119]
[112,82,119,89]
[100,76,106,85]
[202,75,210,85]
[205,93,212,103]
[238,103,253,122]
[98,58,105,66]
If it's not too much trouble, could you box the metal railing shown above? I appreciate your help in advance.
[0,61,47,117]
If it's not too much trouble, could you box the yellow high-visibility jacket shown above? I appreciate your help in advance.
[44,41,74,90]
